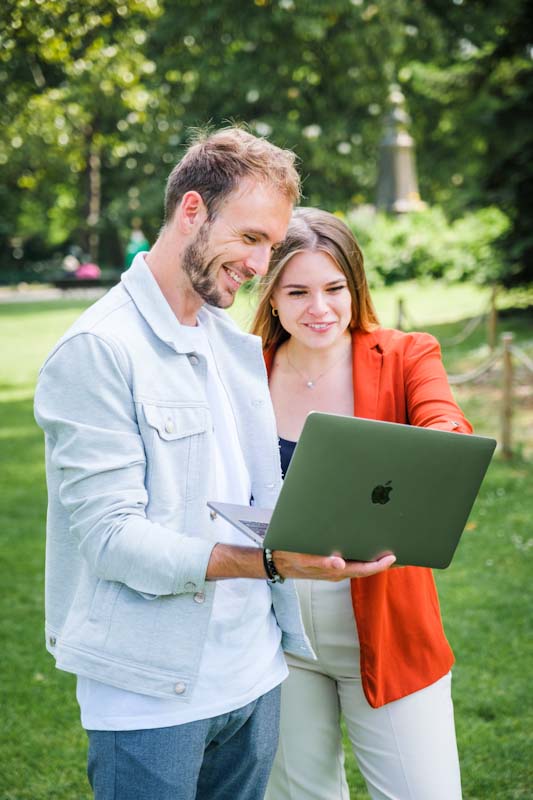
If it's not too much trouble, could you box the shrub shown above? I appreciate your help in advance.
[346,205,510,286]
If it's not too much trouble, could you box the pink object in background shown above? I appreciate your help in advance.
[75,262,101,280]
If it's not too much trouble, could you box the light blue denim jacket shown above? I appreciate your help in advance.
[34,256,314,700]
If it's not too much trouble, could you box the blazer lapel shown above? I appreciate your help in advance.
[264,346,275,377]
[265,333,384,420]
[352,329,383,420]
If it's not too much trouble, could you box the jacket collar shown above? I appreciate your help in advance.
[121,253,251,354]
[351,328,383,419]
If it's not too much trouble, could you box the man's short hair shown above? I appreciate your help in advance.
[164,126,301,223]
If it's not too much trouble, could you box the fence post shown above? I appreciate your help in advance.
[396,297,405,331]
[501,332,514,460]
[488,284,498,350]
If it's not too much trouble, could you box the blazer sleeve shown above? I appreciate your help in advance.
[403,332,473,433]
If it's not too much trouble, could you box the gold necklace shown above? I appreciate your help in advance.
[285,346,350,390]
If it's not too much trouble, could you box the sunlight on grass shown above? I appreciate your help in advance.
[0,285,531,799]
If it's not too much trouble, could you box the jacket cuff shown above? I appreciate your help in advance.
[173,536,216,594]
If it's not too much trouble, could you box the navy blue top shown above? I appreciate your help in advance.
[279,436,297,480]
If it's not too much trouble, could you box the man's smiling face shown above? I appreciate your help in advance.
[182,179,293,308]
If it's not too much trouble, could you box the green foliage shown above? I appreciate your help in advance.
[348,205,510,286]
[0,0,163,265]
[403,0,533,286]
[0,0,531,284]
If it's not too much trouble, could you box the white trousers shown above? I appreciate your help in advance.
[265,579,462,800]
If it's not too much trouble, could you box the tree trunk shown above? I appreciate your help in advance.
[82,122,101,263]
[87,138,101,263]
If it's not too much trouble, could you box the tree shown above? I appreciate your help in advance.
[398,0,533,285]
[480,0,533,286]
[0,0,530,285]
[0,0,162,270]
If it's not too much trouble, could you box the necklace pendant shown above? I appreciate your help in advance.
[306,380,315,389]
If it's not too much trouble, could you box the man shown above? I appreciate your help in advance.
[35,127,393,800]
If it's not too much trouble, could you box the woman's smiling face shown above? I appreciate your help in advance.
[271,250,353,349]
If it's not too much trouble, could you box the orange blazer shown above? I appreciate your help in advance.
[265,327,473,708]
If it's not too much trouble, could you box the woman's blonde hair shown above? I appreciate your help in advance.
[251,207,379,350]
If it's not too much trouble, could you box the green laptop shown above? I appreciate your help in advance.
[207,412,496,569]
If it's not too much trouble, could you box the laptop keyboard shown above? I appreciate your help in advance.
[240,520,268,538]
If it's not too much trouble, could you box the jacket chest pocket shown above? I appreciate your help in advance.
[142,404,210,504]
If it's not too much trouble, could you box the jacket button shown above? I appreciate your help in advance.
[49,636,56,647]
[193,592,205,604]
[188,355,199,366]
[209,510,217,521]
[174,682,186,694]
[184,581,196,592]
[165,419,175,434]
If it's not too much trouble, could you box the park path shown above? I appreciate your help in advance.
[0,286,107,303]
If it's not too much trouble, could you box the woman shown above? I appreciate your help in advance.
[252,208,470,800]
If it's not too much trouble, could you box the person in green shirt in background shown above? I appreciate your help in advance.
[124,218,149,269]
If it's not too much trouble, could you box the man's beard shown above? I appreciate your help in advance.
[182,223,230,308]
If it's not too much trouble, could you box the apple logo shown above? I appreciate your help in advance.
[371,480,393,505]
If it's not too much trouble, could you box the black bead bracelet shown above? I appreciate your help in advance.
[263,547,285,584]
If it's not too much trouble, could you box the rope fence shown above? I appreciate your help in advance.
[446,332,532,460]
[447,352,501,385]
[394,287,532,458]
[510,344,533,373]
[396,285,499,348]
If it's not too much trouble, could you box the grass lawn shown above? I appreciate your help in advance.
[0,284,531,799]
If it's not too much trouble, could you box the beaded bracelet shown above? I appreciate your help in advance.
[262,547,285,584]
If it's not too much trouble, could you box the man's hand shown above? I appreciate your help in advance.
[205,543,395,581]
[273,550,396,581]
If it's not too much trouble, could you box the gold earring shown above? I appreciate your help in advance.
[271,308,279,317]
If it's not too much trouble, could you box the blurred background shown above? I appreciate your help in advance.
[1,0,532,290]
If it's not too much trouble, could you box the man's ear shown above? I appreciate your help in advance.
[177,191,208,234]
